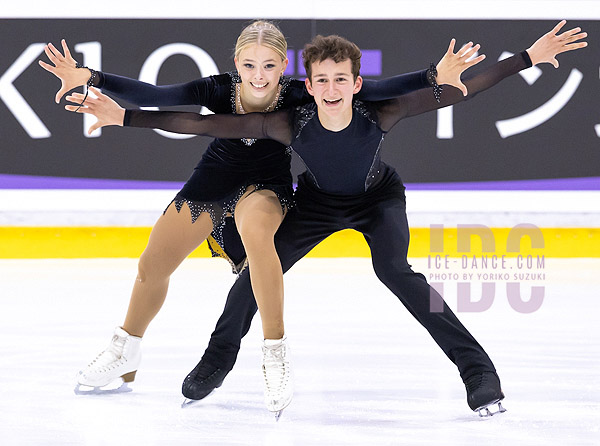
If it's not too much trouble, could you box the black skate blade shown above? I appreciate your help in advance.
[274,409,283,421]
[180,388,218,408]
[476,400,507,417]
[181,398,202,408]
[74,381,132,396]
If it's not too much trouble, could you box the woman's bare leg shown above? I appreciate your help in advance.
[122,202,213,337]
[234,189,286,340]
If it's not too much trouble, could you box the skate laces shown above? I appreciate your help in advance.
[465,373,488,393]
[86,334,127,371]
[262,343,289,393]
[189,361,221,384]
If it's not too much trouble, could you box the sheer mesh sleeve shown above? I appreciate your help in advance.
[123,108,294,145]
[376,51,532,132]
[94,72,214,107]
[357,69,430,101]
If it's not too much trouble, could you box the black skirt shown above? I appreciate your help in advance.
[167,138,294,273]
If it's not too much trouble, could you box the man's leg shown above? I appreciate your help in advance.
[358,195,495,378]
[183,194,339,400]
[355,192,504,413]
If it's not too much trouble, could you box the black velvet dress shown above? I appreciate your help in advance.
[95,68,430,271]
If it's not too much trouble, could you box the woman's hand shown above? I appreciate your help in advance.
[527,20,588,67]
[435,39,486,96]
[65,87,125,135]
[38,39,92,103]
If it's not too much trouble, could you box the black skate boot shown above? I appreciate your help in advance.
[181,359,231,407]
[464,371,506,417]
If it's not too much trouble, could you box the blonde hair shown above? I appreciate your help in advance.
[235,20,288,61]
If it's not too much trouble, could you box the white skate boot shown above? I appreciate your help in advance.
[262,336,293,420]
[74,327,142,395]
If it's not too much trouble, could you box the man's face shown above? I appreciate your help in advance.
[305,58,362,118]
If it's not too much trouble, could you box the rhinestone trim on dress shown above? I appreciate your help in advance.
[166,184,293,273]
[228,71,291,146]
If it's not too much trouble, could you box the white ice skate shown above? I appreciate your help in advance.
[74,327,142,395]
[262,336,293,420]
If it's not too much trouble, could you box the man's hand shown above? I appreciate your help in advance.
[527,20,588,68]
[65,87,126,135]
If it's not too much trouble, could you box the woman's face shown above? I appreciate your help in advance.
[235,44,288,100]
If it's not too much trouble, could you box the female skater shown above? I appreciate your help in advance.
[42,20,484,414]
[64,21,587,416]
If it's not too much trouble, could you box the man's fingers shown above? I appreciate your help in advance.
[65,104,87,112]
[551,20,567,36]
[561,41,588,53]
[88,124,100,135]
[564,32,587,44]
[559,27,581,39]
[66,92,86,102]
[88,86,102,97]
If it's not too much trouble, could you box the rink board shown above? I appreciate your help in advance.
[1,226,599,258]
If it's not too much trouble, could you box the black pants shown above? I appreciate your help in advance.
[201,164,495,381]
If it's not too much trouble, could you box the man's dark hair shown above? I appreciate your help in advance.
[302,35,362,81]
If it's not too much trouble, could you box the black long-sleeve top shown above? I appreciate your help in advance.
[94,69,431,109]
[124,52,532,195]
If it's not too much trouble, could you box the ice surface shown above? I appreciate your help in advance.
[0,258,598,446]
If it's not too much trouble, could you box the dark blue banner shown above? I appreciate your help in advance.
[1,19,598,185]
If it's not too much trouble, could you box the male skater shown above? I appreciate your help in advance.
[67,21,586,416]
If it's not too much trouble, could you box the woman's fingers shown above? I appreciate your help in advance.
[43,45,60,65]
[56,86,70,104]
[61,39,73,60]
[462,43,481,61]
[47,43,65,61]
[466,53,486,67]
[38,60,55,73]
[457,42,474,58]
[446,38,456,55]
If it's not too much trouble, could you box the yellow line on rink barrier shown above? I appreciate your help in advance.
[0,227,599,258]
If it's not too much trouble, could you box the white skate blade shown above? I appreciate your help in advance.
[274,409,283,421]
[74,381,132,396]
[477,400,507,417]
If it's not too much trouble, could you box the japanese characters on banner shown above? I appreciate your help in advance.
[1,19,598,184]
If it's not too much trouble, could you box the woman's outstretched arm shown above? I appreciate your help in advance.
[357,39,486,101]
[39,39,213,106]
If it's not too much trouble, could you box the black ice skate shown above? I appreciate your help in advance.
[181,359,230,407]
[464,371,507,417]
